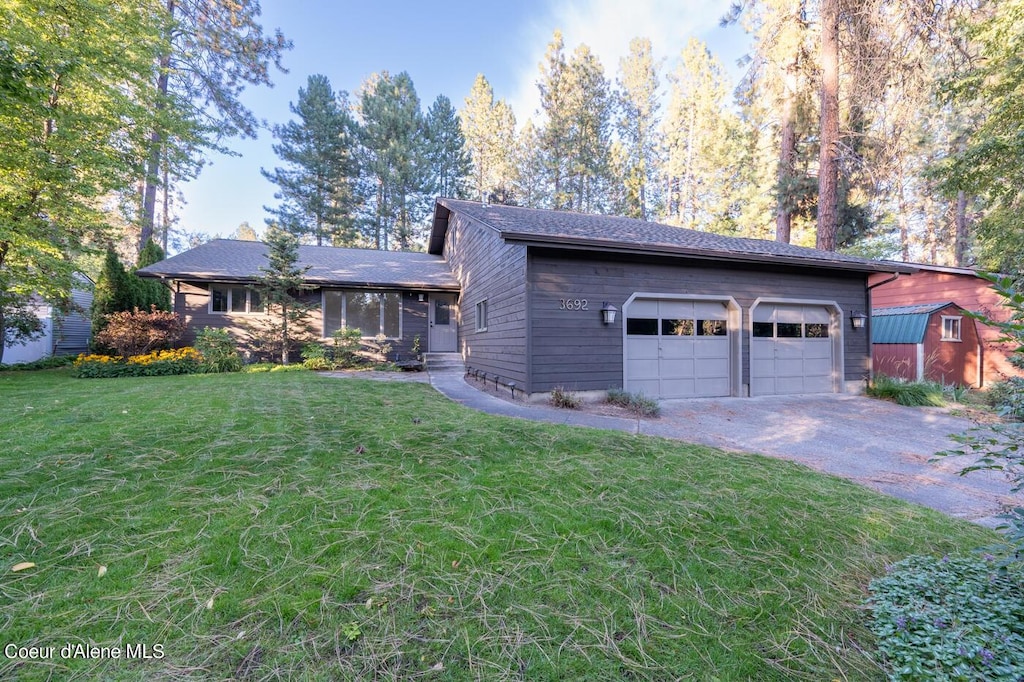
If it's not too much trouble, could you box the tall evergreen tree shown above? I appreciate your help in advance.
[460,74,519,204]
[134,239,171,311]
[617,38,662,220]
[137,0,291,253]
[536,31,571,209]
[425,95,471,199]
[358,71,432,249]
[663,39,746,232]
[562,45,614,213]
[262,74,360,246]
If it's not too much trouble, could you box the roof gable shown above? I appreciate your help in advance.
[136,239,459,290]
[872,302,960,344]
[431,198,913,274]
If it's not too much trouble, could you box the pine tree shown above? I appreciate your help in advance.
[138,0,291,253]
[536,31,571,209]
[460,74,519,204]
[358,71,432,249]
[262,74,360,246]
[425,95,471,199]
[663,39,747,232]
[134,239,171,311]
[563,45,614,213]
[617,38,662,220]
[254,226,312,364]
[92,250,137,339]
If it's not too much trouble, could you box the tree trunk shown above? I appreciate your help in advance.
[954,191,969,266]
[776,84,796,243]
[281,302,289,365]
[140,0,176,255]
[816,0,840,252]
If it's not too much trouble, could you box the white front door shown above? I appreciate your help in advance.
[428,293,458,352]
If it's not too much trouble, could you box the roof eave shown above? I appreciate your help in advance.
[143,272,460,291]
[501,233,917,274]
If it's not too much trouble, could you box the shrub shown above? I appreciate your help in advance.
[607,388,661,417]
[244,362,308,374]
[0,356,75,372]
[194,327,242,373]
[301,343,332,370]
[867,554,1024,681]
[867,375,945,407]
[985,377,1024,420]
[94,307,187,359]
[330,327,364,367]
[72,348,202,378]
[550,386,581,409]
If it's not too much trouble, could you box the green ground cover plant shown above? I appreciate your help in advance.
[0,370,996,680]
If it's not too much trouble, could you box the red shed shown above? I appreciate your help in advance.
[872,302,981,387]
[870,265,1023,386]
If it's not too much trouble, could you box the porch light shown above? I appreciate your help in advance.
[850,311,867,329]
[601,302,618,325]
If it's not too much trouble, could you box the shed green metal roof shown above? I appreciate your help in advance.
[872,302,954,344]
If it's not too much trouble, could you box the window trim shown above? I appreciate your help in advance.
[321,289,403,340]
[475,299,488,332]
[209,284,263,315]
[941,315,962,342]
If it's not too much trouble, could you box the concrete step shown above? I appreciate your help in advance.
[423,352,465,372]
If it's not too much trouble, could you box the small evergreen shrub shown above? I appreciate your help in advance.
[868,554,1024,681]
[331,328,363,367]
[550,386,581,409]
[606,388,661,417]
[72,348,202,378]
[194,327,242,373]
[867,375,945,407]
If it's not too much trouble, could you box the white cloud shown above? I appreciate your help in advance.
[506,0,747,127]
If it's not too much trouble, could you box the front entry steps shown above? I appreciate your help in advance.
[423,352,465,373]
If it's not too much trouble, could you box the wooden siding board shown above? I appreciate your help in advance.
[444,211,528,387]
[528,249,870,394]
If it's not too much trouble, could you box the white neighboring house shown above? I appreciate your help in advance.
[2,276,94,365]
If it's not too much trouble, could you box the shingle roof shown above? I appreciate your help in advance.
[136,239,460,290]
[871,302,958,344]
[431,198,913,274]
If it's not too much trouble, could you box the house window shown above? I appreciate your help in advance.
[322,290,402,338]
[941,316,962,342]
[476,300,488,332]
[210,285,262,314]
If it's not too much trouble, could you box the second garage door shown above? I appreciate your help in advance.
[625,299,731,399]
[750,303,835,395]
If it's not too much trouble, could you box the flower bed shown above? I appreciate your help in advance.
[73,348,202,378]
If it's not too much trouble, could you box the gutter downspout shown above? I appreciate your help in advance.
[864,272,903,384]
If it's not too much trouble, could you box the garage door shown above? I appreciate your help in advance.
[625,299,731,398]
[751,304,834,395]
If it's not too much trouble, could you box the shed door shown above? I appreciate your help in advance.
[751,304,834,395]
[625,299,731,399]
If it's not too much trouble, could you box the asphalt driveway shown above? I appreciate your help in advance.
[424,369,1021,528]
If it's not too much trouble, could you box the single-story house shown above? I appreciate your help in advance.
[872,302,981,386]
[2,278,93,365]
[139,198,911,399]
[869,264,1024,386]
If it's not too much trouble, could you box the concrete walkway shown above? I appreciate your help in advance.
[427,367,1021,528]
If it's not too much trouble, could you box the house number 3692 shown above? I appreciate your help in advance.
[559,298,588,311]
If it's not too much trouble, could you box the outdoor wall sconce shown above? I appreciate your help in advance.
[418,293,426,302]
[850,311,867,329]
[601,302,618,325]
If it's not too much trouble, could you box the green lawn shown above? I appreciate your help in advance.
[0,370,995,680]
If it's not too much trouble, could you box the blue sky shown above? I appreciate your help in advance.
[176,0,751,246]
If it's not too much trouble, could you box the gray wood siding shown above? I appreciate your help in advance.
[53,286,94,355]
[444,211,529,385]
[175,282,428,360]
[528,249,870,393]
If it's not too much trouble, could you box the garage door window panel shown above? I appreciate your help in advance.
[662,319,694,336]
[627,318,659,335]
[698,320,727,336]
